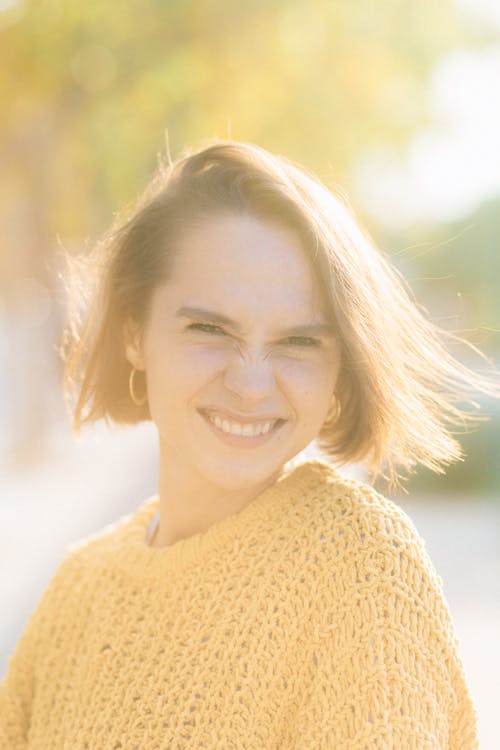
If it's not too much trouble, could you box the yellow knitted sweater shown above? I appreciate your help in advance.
[1,458,479,749]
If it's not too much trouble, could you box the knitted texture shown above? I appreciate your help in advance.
[0,458,479,749]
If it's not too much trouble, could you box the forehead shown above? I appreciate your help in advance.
[166,213,326,313]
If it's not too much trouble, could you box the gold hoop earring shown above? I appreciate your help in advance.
[129,367,147,406]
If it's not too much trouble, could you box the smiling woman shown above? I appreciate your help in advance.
[2,138,499,748]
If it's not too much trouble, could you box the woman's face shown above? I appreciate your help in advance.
[124,213,341,492]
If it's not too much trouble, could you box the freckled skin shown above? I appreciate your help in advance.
[123,214,341,546]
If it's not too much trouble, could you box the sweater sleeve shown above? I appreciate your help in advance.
[289,492,480,749]
[0,549,82,750]
[0,614,36,750]
[362,510,480,749]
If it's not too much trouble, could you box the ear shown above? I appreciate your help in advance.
[122,316,145,370]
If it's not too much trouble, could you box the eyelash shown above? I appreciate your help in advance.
[187,322,321,347]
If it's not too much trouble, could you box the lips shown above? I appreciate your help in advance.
[199,408,284,425]
[199,407,287,446]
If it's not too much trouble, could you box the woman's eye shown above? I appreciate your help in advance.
[187,324,320,348]
[283,336,321,348]
[188,323,226,335]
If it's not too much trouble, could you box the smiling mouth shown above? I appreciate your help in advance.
[198,409,286,440]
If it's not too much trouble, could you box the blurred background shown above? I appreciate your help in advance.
[0,0,499,745]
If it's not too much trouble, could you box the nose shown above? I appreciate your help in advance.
[223,350,277,402]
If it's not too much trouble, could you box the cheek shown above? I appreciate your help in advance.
[274,354,333,389]
[286,363,336,431]
[146,348,227,402]
[180,346,229,376]
[276,355,338,419]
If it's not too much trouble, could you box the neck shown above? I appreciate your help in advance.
[154,446,285,548]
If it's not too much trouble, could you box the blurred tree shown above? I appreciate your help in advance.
[0,0,482,246]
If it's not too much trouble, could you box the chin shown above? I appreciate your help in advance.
[199,456,285,488]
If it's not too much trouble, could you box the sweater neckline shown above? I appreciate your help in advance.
[111,457,337,577]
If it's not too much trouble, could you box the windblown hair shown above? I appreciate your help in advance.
[60,137,500,493]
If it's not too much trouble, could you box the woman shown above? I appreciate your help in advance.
[1,139,497,748]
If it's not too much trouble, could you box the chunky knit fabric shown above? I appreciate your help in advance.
[0,458,479,749]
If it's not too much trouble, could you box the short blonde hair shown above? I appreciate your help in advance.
[60,138,500,493]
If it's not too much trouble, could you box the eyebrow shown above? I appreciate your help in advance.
[175,306,336,338]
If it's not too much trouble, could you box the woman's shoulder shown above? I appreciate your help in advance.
[297,457,417,530]
[22,496,157,636]
[298,458,434,576]
[299,460,448,634]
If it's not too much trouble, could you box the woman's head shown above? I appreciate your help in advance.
[61,138,500,492]
[122,212,341,491]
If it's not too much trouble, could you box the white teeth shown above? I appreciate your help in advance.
[209,413,277,437]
